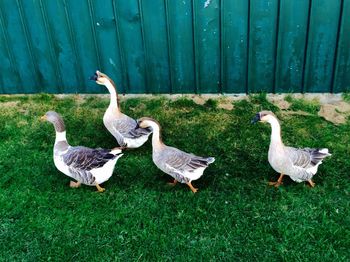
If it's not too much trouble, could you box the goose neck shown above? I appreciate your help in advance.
[269,117,283,145]
[105,81,120,110]
[150,124,164,150]
[55,131,67,144]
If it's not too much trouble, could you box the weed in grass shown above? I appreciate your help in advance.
[0,96,349,261]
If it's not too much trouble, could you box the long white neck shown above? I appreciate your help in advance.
[55,131,67,144]
[148,122,164,150]
[268,117,283,145]
[105,81,119,110]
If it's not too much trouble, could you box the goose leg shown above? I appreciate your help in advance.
[70,181,81,188]
[308,180,315,187]
[268,174,284,187]
[96,184,105,192]
[186,182,198,193]
[167,179,178,186]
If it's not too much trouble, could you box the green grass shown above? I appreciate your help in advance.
[285,95,321,114]
[342,92,350,102]
[0,95,349,261]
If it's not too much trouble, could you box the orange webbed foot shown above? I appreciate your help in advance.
[186,182,198,193]
[96,184,105,192]
[268,181,283,187]
[268,174,284,188]
[308,180,315,187]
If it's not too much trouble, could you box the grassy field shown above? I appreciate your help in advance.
[0,94,349,261]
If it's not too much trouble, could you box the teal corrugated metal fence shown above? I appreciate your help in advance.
[0,0,349,94]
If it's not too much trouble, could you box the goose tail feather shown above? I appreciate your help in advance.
[310,148,331,165]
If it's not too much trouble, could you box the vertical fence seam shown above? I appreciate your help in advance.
[87,0,102,71]
[0,4,21,92]
[112,0,129,93]
[137,0,150,93]
[62,0,85,93]
[164,0,173,94]
[219,0,224,94]
[191,0,199,94]
[245,0,251,94]
[39,0,63,93]
[330,0,344,93]
[16,0,41,91]
[301,0,312,93]
[272,0,281,93]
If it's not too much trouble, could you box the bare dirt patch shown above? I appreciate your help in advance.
[217,98,234,110]
[318,102,350,125]
[268,95,291,110]
[218,102,234,110]
[0,101,19,108]
[192,96,206,105]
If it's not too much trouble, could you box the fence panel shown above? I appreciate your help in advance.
[0,0,349,94]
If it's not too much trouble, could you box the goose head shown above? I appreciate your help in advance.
[90,70,120,108]
[90,70,113,86]
[251,111,278,124]
[41,111,66,132]
[137,117,163,146]
[137,117,161,131]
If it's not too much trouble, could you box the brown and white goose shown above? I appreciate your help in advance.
[252,111,331,187]
[41,111,123,192]
[90,71,151,148]
[137,117,215,193]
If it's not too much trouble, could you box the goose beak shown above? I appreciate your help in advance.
[40,115,47,121]
[89,72,98,81]
[251,113,260,124]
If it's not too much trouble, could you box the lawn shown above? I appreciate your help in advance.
[0,94,349,261]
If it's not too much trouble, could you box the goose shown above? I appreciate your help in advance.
[41,111,123,192]
[90,70,151,148]
[251,111,331,187]
[137,117,215,193]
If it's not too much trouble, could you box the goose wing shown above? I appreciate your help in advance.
[285,147,330,168]
[63,146,119,171]
[112,115,151,139]
[285,147,331,181]
[285,147,313,168]
[162,147,214,173]
[61,146,120,185]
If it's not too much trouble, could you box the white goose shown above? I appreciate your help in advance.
[252,111,331,187]
[137,117,215,193]
[90,71,151,148]
[41,111,123,192]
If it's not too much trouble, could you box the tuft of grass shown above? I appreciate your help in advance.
[285,95,321,114]
[250,93,279,112]
[203,98,218,110]
[30,93,56,102]
[0,95,349,261]
[0,95,29,103]
[342,91,350,102]
[170,97,198,108]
